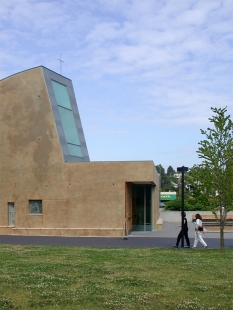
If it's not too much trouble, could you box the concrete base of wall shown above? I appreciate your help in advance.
[0,227,124,237]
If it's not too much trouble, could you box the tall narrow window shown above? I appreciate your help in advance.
[8,202,14,226]
[52,80,83,158]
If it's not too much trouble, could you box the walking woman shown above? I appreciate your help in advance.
[192,214,208,248]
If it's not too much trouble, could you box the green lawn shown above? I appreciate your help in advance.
[0,245,232,309]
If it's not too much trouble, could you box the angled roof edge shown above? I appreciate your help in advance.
[0,66,71,82]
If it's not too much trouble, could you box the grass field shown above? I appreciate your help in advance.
[0,245,232,310]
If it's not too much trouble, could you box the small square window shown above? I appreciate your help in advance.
[29,200,42,214]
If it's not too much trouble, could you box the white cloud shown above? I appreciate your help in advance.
[0,0,232,167]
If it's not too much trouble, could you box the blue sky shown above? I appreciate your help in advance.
[1,0,232,171]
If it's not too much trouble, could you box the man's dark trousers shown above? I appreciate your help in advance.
[176,229,190,247]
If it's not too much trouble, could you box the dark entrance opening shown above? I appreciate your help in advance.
[132,184,152,231]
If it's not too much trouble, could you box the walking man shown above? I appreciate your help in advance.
[173,211,190,248]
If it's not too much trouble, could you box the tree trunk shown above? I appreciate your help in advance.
[220,207,225,253]
[220,222,225,253]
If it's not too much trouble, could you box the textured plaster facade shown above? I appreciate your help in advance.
[0,67,160,237]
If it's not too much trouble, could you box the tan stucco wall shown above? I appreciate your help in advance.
[64,161,159,232]
[0,67,65,197]
[0,67,66,232]
[0,67,160,237]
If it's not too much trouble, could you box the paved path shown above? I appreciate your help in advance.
[0,222,232,249]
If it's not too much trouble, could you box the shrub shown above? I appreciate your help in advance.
[164,198,211,211]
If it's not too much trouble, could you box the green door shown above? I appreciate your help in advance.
[132,184,152,231]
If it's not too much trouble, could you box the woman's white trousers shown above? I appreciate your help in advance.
[193,232,207,247]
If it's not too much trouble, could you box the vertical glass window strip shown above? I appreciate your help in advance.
[52,80,83,158]
[51,81,71,109]
[29,200,42,214]
[67,144,83,157]
[58,107,81,145]
[8,202,14,226]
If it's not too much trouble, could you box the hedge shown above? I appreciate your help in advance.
[164,198,211,211]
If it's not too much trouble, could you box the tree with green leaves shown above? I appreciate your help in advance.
[155,164,165,177]
[156,164,177,191]
[189,107,233,253]
[156,164,166,190]
[167,166,176,176]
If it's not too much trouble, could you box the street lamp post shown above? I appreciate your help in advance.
[177,166,188,248]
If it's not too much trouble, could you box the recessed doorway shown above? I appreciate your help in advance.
[132,184,152,231]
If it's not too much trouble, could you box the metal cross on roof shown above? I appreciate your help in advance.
[58,54,64,75]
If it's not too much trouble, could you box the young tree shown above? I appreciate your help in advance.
[191,107,233,253]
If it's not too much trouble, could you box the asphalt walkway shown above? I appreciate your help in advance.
[0,222,232,249]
